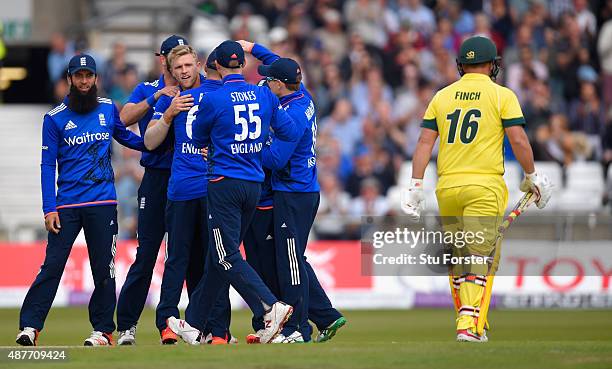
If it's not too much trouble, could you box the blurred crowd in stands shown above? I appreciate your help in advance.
[46,0,612,239]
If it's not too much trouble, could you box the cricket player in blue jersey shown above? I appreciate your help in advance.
[16,55,147,346]
[166,40,299,344]
[116,35,186,345]
[240,41,346,343]
[144,45,232,344]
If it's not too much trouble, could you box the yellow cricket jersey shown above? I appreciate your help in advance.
[421,73,525,189]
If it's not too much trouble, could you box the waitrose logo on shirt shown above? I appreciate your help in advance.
[64,131,110,146]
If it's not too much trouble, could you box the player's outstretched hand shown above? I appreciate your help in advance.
[45,213,61,234]
[237,40,254,53]
[520,172,552,209]
[401,179,425,221]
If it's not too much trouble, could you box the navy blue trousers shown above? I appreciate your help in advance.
[185,178,278,328]
[20,205,118,333]
[273,191,342,338]
[156,197,231,336]
[243,207,280,331]
[117,168,169,331]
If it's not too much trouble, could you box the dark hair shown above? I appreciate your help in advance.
[284,75,302,91]
[227,59,242,68]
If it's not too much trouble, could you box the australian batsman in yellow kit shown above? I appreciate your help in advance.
[421,37,525,336]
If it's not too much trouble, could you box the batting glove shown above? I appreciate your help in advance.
[520,172,553,209]
[401,179,425,221]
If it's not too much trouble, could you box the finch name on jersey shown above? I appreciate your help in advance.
[454,91,481,100]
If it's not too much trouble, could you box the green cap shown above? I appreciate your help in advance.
[458,36,498,64]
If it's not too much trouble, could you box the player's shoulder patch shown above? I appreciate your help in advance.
[97,97,113,105]
[47,103,67,117]
[144,79,160,88]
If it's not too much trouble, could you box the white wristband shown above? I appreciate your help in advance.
[410,178,424,188]
[525,172,537,181]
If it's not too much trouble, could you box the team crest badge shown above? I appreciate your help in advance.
[98,113,106,126]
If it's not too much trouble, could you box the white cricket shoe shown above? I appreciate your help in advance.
[84,331,113,346]
[271,331,304,344]
[16,327,38,346]
[117,326,136,345]
[259,302,293,344]
[166,317,202,345]
[456,329,488,343]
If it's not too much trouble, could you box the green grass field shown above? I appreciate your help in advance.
[0,308,611,369]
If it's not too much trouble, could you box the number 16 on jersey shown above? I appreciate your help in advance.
[446,108,481,144]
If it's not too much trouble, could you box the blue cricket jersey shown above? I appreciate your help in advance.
[252,44,320,193]
[152,78,222,201]
[41,97,147,215]
[191,74,299,183]
[127,75,173,169]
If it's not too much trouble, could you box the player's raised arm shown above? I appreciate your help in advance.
[120,83,179,126]
[40,114,61,233]
[238,40,280,66]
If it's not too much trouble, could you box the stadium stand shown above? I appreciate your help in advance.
[0,106,48,240]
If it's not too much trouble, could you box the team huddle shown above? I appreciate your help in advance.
[15,34,554,346]
[16,36,345,346]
